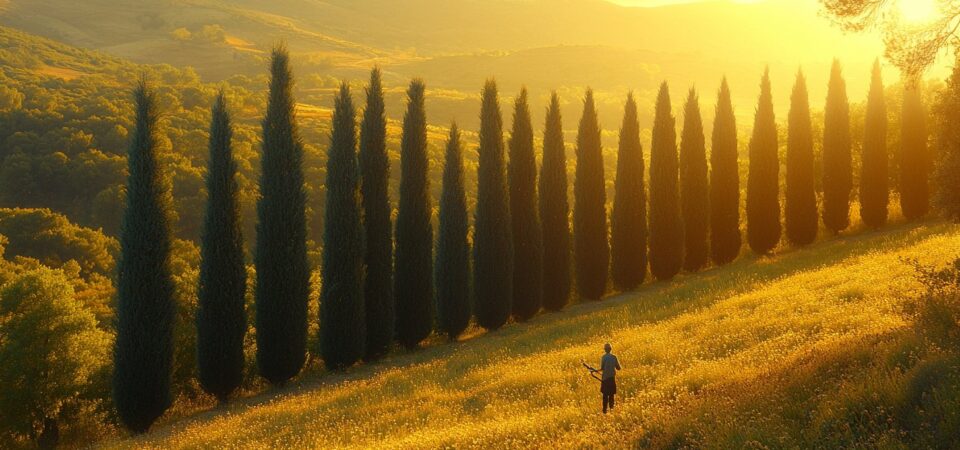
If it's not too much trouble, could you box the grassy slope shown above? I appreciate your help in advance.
[101,221,960,449]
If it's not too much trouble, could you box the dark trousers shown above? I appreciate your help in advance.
[602,392,615,412]
[601,378,616,413]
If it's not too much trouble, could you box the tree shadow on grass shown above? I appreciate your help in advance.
[127,220,957,445]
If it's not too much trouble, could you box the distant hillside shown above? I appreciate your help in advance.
[0,26,487,248]
[0,0,912,120]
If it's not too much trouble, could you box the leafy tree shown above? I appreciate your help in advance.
[196,92,246,402]
[436,123,471,339]
[113,80,176,433]
[680,88,709,271]
[474,80,513,329]
[358,67,394,360]
[861,60,889,228]
[611,93,647,290]
[746,69,781,254]
[785,70,818,246]
[0,208,118,278]
[900,83,930,220]
[168,239,203,400]
[395,79,434,348]
[0,267,110,447]
[508,88,543,321]
[574,89,609,300]
[649,82,684,280]
[0,208,117,326]
[935,61,960,221]
[255,45,310,386]
[821,0,960,76]
[822,60,853,234]
[539,93,571,311]
[710,78,741,265]
[0,85,23,111]
[320,83,365,369]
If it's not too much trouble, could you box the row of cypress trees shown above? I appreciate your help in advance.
[111,49,932,432]
[747,60,930,257]
[112,47,318,433]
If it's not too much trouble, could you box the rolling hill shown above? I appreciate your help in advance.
[99,220,960,448]
[0,0,923,124]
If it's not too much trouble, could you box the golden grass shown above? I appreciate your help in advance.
[34,64,86,80]
[103,221,960,449]
[295,103,332,120]
[224,35,263,55]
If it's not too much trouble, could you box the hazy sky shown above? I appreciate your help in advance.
[609,0,766,6]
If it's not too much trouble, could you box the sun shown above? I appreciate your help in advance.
[897,0,940,25]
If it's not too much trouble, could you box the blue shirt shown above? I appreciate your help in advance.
[600,353,621,380]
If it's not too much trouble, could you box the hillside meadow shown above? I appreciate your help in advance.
[97,220,960,449]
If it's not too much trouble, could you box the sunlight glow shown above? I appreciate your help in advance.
[897,0,940,25]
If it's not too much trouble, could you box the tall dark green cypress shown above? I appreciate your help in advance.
[508,88,543,321]
[611,93,647,290]
[196,91,246,403]
[680,88,709,271]
[539,93,571,311]
[746,68,781,255]
[861,60,889,228]
[710,78,741,265]
[574,89,609,300]
[320,83,365,369]
[822,60,853,234]
[900,83,930,220]
[935,62,960,221]
[474,80,513,329]
[358,67,394,360]
[436,123,471,339]
[255,45,310,386]
[395,79,433,348]
[785,70,818,246]
[113,80,175,433]
[649,82,684,280]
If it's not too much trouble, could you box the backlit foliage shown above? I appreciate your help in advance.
[820,0,960,77]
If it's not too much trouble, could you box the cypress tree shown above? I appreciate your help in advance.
[574,89,609,300]
[358,67,394,360]
[710,78,741,265]
[395,79,433,348]
[474,80,513,329]
[680,88,709,271]
[649,82,684,280]
[112,80,175,433]
[196,91,246,403]
[746,68,781,254]
[861,60,889,228]
[611,92,647,290]
[900,83,930,220]
[539,93,571,311]
[935,61,960,221]
[436,123,471,339]
[785,70,818,246]
[320,83,365,369]
[822,60,853,234]
[508,88,543,321]
[255,45,310,386]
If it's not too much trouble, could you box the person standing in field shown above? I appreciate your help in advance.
[599,343,621,413]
